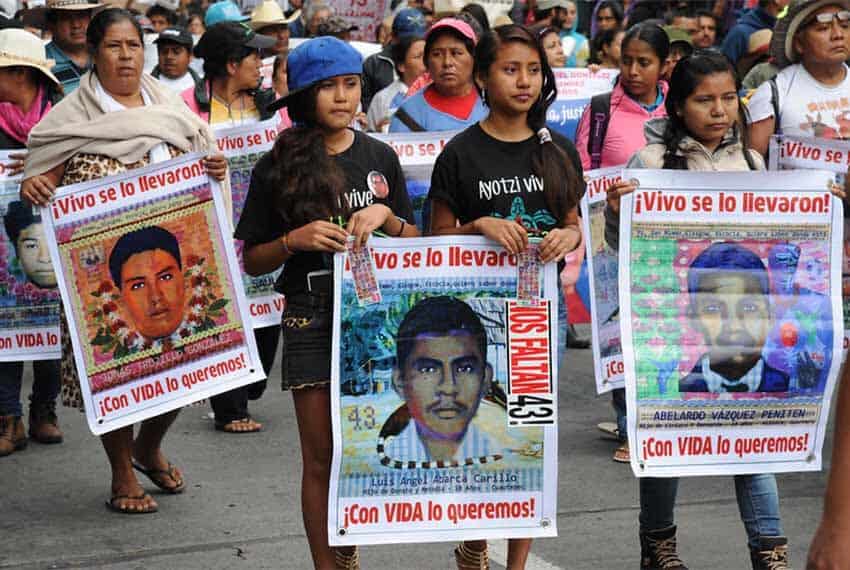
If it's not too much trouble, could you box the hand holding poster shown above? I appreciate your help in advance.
[329,236,558,545]
[619,170,842,477]
[215,119,285,328]
[44,153,264,434]
[547,68,618,140]
[580,166,624,393]
[0,151,61,360]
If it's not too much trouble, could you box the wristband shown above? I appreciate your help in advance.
[395,220,406,237]
[281,233,291,255]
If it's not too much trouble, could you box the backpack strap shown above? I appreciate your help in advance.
[769,78,781,135]
[393,107,425,132]
[588,92,612,170]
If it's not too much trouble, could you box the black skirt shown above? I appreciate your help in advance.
[280,292,332,390]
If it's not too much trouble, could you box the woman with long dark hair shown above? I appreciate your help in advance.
[605,51,789,570]
[575,21,670,464]
[430,24,584,569]
[235,36,418,569]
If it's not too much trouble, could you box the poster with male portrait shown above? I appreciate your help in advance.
[372,131,460,233]
[619,169,843,477]
[328,236,559,545]
[547,68,618,141]
[0,151,61,360]
[769,134,850,350]
[43,153,264,435]
[580,166,625,393]
[215,119,286,328]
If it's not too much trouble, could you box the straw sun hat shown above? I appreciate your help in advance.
[0,28,60,87]
[249,0,298,31]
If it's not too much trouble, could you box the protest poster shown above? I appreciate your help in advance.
[322,0,388,42]
[580,166,624,393]
[768,134,850,349]
[619,169,842,477]
[372,130,459,232]
[260,56,275,91]
[215,119,285,328]
[43,153,265,435]
[328,236,559,545]
[547,68,618,141]
[0,152,60,361]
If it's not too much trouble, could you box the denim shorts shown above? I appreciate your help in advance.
[280,292,332,390]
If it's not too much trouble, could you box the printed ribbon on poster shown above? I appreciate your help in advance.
[580,165,625,393]
[43,153,265,435]
[619,169,843,477]
[372,130,460,232]
[215,119,286,328]
[769,134,850,349]
[546,68,618,140]
[329,236,559,545]
[0,151,61,361]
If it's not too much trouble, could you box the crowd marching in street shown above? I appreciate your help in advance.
[4,0,850,568]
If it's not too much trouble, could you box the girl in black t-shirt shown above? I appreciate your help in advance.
[235,37,417,569]
[429,24,584,569]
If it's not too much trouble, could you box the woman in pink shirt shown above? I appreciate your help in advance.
[575,23,670,171]
[574,22,670,464]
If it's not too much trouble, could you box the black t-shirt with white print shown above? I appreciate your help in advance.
[235,129,413,297]
[428,123,584,232]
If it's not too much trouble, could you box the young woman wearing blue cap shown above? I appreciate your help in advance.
[429,24,584,570]
[235,36,418,569]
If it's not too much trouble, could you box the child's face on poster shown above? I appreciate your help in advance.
[692,272,770,374]
[16,223,57,289]
[119,248,186,339]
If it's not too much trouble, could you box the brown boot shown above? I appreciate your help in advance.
[0,415,27,457]
[28,400,63,444]
[750,536,789,570]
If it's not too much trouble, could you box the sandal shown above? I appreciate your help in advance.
[334,546,360,570]
[106,493,158,514]
[132,461,186,494]
[454,542,489,570]
[214,417,262,433]
[613,441,630,463]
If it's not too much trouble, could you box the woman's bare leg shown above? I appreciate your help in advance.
[292,387,355,569]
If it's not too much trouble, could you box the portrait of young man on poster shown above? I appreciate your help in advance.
[4,201,58,290]
[108,225,187,341]
[681,242,790,394]
[379,296,504,469]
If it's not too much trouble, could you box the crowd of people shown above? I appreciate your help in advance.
[2,0,850,568]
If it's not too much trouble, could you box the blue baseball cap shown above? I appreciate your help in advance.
[204,1,248,27]
[269,36,362,111]
[392,8,426,38]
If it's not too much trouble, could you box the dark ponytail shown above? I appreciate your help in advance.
[474,24,582,226]
[662,50,756,170]
[266,88,349,229]
[620,22,669,64]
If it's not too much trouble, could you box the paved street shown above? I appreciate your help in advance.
[0,328,833,569]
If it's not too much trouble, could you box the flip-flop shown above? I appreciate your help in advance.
[214,417,262,434]
[613,442,630,463]
[132,461,186,494]
[106,493,158,514]
[597,422,621,440]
